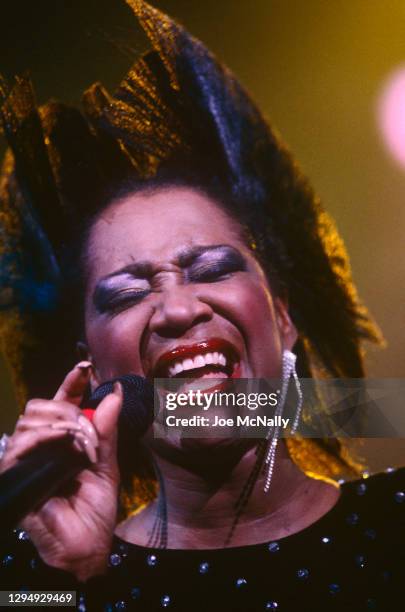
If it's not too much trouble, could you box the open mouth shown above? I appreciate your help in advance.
[151,338,241,381]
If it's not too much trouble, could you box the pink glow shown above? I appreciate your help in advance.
[378,65,405,168]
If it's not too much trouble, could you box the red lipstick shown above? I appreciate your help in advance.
[152,338,239,378]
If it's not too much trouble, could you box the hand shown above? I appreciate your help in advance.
[0,363,122,581]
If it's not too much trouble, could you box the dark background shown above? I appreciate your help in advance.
[1,1,404,469]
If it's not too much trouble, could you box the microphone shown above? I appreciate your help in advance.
[0,375,154,532]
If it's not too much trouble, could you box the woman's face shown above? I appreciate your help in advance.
[84,186,297,388]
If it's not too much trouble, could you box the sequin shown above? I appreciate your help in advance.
[268,542,280,553]
[356,483,367,496]
[394,491,405,503]
[161,595,171,607]
[321,536,332,544]
[236,578,247,588]
[30,558,37,570]
[147,554,158,567]
[297,568,309,580]
[338,478,346,485]
[385,466,396,473]
[2,554,13,567]
[114,602,126,610]
[355,554,366,568]
[364,528,377,540]
[16,529,29,542]
[362,470,370,479]
[109,554,122,567]
[265,602,279,610]
[199,562,209,574]
[77,595,86,612]
[0,433,9,460]
[131,588,141,600]
[328,583,341,595]
[346,512,359,525]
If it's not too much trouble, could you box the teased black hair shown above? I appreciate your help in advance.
[0,1,382,487]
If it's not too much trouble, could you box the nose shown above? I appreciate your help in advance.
[149,285,213,337]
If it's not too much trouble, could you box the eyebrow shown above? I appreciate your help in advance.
[95,244,243,286]
[97,261,154,284]
[176,244,242,267]
[92,244,246,312]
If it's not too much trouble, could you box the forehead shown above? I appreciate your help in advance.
[86,186,245,279]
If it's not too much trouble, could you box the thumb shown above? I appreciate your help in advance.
[92,382,123,474]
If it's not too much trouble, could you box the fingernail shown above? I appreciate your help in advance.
[113,381,123,396]
[78,415,99,448]
[87,446,97,463]
[73,432,97,464]
[76,361,93,371]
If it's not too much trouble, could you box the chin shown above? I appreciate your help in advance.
[177,437,257,471]
[180,436,239,450]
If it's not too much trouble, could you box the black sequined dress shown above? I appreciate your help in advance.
[1,468,404,611]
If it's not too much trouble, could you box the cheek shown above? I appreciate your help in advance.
[224,275,278,331]
[222,276,283,372]
[85,312,149,379]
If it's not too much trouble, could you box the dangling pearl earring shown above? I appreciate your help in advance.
[263,349,303,493]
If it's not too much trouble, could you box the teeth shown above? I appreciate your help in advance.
[173,362,183,375]
[183,358,194,371]
[194,355,205,368]
[168,362,183,377]
[166,351,228,377]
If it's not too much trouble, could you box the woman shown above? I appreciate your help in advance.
[0,1,403,610]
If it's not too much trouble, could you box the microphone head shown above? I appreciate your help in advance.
[86,374,155,439]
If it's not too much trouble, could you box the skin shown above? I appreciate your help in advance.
[0,365,122,581]
[84,187,289,382]
[0,186,340,577]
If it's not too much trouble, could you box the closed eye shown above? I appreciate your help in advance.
[187,261,242,283]
[94,288,151,315]
[187,250,246,283]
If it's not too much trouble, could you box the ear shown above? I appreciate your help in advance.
[76,341,101,391]
[274,297,298,351]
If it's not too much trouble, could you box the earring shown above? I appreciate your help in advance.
[263,349,303,493]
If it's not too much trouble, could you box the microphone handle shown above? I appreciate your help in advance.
[0,438,89,532]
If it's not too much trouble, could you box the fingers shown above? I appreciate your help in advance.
[22,400,79,423]
[30,416,99,449]
[51,422,97,464]
[68,430,97,464]
[10,403,100,469]
[17,414,99,463]
[9,368,121,480]
[53,362,93,406]
[77,416,99,448]
[17,416,82,432]
[0,427,72,472]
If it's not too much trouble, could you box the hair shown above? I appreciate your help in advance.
[0,0,383,510]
